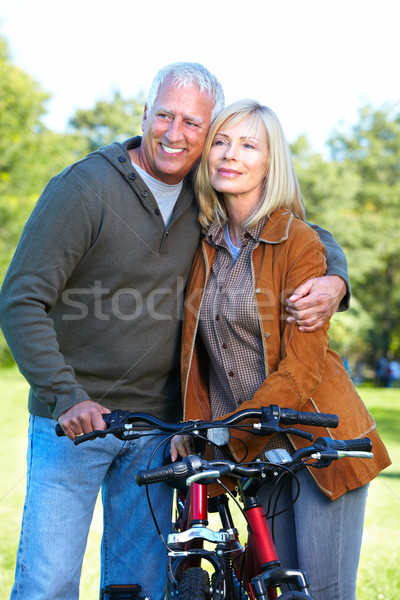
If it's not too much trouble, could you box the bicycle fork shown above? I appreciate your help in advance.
[241,495,312,599]
[166,483,241,598]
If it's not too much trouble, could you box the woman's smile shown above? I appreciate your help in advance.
[216,167,242,177]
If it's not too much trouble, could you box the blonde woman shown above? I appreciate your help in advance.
[172,100,390,600]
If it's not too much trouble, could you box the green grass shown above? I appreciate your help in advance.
[355,388,400,600]
[0,369,399,599]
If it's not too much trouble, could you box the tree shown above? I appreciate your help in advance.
[293,105,400,365]
[69,89,144,151]
[0,36,86,363]
[328,104,400,361]
[0,35,149,365]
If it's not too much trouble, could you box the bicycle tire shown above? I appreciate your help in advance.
[178,567,210,599]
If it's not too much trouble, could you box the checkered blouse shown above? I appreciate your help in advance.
[198,217,293,456]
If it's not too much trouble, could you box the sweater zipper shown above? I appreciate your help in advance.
[183,242,211,417]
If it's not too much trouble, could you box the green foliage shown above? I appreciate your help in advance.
[328,296,373,360]
[0,36,146,364]
[293,104,400,365]
[0,37,90,362]
[0,37,88,270]
[328,105,400,360]
[69,89,144,151]
[0,36,49,239]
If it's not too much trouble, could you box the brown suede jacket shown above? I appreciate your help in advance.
[181,209,391,500]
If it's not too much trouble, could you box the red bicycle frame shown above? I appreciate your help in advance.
[179,481,282,599]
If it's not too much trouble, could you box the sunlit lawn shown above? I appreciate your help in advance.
[0,368,399,599]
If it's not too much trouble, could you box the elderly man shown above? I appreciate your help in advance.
[0,62,348,599]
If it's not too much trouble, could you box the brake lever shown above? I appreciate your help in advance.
[252,405,313,441]
[253,423,313,442]
[277,426,313,441]
[186,464,234,485]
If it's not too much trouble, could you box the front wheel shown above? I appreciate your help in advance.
[178,567,211,599]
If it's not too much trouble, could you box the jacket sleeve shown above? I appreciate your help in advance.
[0,174,97,419]
[307,222,350,311]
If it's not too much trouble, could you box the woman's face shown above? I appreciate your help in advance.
[207,116,269,200]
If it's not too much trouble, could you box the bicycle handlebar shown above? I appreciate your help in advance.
[55,405,339,445]
[135,436,373,487]
[135,455,258,487]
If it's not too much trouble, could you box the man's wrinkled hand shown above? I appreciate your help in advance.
[58,400,111,441]
[285,276,346,333]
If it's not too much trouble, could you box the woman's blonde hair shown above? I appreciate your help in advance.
[195,99,305,229]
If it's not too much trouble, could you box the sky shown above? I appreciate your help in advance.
[1,0,399,155]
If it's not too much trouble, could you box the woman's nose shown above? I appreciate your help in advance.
[223,142,239,161]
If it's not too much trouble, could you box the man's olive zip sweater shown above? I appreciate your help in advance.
[0,137,200,421]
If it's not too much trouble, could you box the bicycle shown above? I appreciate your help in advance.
[56,406,373,599]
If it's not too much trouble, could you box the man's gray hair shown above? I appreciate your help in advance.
[146,62,225,121]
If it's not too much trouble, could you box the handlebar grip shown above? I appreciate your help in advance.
[334,438,373,452]
[282,409,339,429]
[135,461,190,487]
[298,411,338,428]
[314,436,372,453]
[55,423,65,437]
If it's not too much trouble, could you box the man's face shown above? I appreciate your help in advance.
[139,78,215,184]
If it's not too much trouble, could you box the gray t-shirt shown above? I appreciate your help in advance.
[133,163,183,227]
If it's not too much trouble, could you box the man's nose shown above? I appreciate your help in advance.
[165,118,184,142]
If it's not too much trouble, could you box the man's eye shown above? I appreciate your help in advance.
[186,121,198,127]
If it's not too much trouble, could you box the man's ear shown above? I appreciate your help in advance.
[141,104,148,133]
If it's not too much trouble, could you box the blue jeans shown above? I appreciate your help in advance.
[258,468,369,600]
[10,415,173,600]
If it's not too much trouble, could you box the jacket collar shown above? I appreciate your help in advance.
[259,208,295,244]
[202,208,296,249]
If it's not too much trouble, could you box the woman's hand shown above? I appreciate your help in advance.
[285,275,346,332]
[170,434,194,462]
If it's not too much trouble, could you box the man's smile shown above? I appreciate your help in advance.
[161,144,185,155]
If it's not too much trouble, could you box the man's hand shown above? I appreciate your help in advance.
[58,400,111,441]
[285,276,346,333]
[170,434,194,462]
